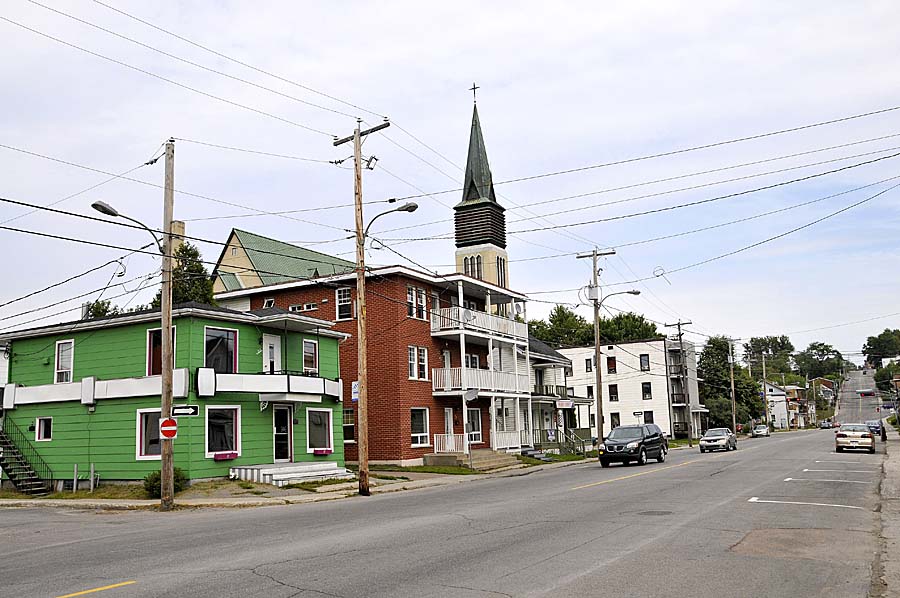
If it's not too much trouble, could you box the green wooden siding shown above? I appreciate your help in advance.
[3,314,344,481]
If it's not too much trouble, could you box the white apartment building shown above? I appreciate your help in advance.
[560,338,705,439]
[763,382,788,429]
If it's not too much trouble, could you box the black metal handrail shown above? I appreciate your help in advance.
[2,417,53,485]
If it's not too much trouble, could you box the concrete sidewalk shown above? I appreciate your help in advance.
[879,418,900,596]
[0,458,586,510]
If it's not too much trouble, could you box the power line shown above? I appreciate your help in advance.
[0,258,126,310]
[510,151,900,235]
[0,16,336,138]
[90,0,387,120]
[173,138,334,163]
[0,141,350,232]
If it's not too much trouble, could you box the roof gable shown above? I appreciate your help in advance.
[231,229,355,285]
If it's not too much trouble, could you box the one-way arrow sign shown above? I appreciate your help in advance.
[172,405,199,417]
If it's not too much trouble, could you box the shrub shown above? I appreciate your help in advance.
[143,467,188,498]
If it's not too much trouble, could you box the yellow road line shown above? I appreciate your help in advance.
[571,459,698,490]
[56,581,136,598]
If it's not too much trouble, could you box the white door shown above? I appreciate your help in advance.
[442,350,451,368]
[262,334,282,374]
[444,407,458,451]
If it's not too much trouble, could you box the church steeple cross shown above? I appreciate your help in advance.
[470,82,479,103]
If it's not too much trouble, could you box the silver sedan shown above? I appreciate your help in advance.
[699,428,737,453]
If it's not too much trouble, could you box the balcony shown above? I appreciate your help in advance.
[668,364,685,376]
[532,384,569,398]
[671,392,686,404]
[432,367,530,395]
[431,307,527,340]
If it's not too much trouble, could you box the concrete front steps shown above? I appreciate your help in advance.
[520,447,552,462]
[230,462,354,487]
[423,449,521,471]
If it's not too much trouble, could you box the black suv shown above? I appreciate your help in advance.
[599,424,667,468]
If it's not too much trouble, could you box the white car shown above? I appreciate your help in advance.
[751,425,770,438]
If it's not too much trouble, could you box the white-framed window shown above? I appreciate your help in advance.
[585,358,593,373]
[467,408,482,443]
[146,327,176,376]
[303,339,318,374]
[205,405,241,457]
[475,255,483,279]
[411,408,430,446]
[640,354,650,372]
[463,299,478,311]
[609,384,619,402]
[408,346,428,380]
[289,302,318,312]
[431,292,440,314]
[465,354,480,369]
[343,407,355,443]
[336,287,353,320]
[35,417,52,442]
[262,298,275,309]
[587,385,594,399]
[136,409,161,460]
[406,287,427,320]
[416,288,426,319]
[231,247,238,256]
[496,256,506,287]
[204,327,238,374]
[55,339,74,384]
[307,408,333,453]
[642,382,653,400]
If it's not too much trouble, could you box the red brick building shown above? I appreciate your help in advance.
[212,106,588,464]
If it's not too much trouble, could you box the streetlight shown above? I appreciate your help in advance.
[90,140,175,510]
[592,289,640,447]
[354,201,418,497]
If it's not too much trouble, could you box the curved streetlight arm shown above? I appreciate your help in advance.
[119,214,165,255]
[363,202,418,239]
[598,289,641,307]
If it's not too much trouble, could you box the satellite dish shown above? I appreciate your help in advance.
[514,303,523,315]
[461,308,474,323]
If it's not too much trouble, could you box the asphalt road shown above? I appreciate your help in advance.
[1,389,886,598]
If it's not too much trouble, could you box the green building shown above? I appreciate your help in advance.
[0,302,350,493]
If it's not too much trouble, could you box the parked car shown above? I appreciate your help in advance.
[819,420,833,429]
[751,425,770,438]
[699,428,737,453]
[598,424,667,467]
[835,423,876,453]
[865,420,883,435]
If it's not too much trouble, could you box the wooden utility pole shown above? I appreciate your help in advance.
[728,338,737,434]
[334,119,390,496]
[666,320,694,446]
[160,138,175,511]
[762,352,771,429]
[576,248,615,445]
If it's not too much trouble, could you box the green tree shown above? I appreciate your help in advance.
[699,336,763,429]
[794,341,843,379]
[599,312,663,343]
[875,363,900,392]
[863,329,900,367]
[151,242,215,308]
[528,305,593,347]
[742,335,794,373]
[82,299,120,320]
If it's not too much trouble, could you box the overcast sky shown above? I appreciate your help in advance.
[2,1,900,362]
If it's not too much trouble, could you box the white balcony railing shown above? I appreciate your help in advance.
[432,367,530,394]
[494,430,522,450]
[431,307,527,340]
[434,433,467,453]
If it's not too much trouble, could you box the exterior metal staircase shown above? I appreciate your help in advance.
[0,418,53,496]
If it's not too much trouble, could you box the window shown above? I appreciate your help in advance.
[564,366,573,377]
[137,410,161,459]
[205,328,237,374]
[589,414,596,427]
[231,247,237,256]
[642,382,653,400]
[407,287,427,319]
[146,327,175,376]
[303,340,318,374]
[465,354,480,369]
[336,287,353,320]
[585,358,593,373]
[343,408,355,442]
[411,408,430,446]
[644,410,655,424]
[431,292,440,314]
[206,406,240,456]
[262,298,275,309]
[290,303,318,312]
[640,354,650,372]
[55,339,74,383]
[606,356,616,374]
[610,412,621,429]
[307,408,333,452]
[609,384,619,402]
[587,385,594,399]
[475,255,483,279]
[496,256,506,287]
[467,408,482,443]
[408,346,428,380]
[567,387,574,397]
[464,256,470,276]
[35,417,52,442]
[463,299,478,311]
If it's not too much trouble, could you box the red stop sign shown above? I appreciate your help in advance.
[159,417,178,439]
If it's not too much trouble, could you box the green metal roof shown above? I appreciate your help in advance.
[233,229,355,286]
[218,271,242,291]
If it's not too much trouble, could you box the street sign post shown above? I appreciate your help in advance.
[159,417,178,440]
[171,405,199,417]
